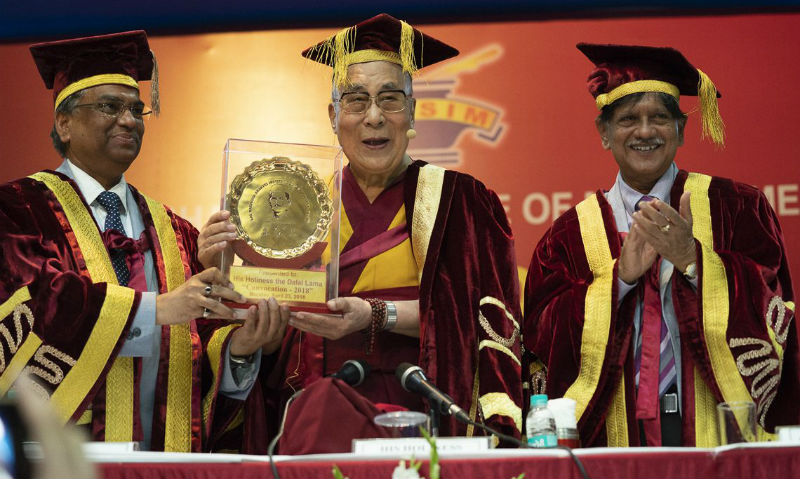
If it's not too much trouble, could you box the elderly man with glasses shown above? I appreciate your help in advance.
[229,14,524,454]
[0,30,288,452]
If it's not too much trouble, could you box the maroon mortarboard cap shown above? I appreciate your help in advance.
[577,42,724,145]
[302,13,459,89]
[30,30,158,113]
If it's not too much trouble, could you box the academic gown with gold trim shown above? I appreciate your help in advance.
[523,169,800,447]
[0,171,241,452]
[260,160,524,453]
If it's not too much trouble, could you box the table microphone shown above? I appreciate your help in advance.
[396,362,470,422]
[331,359,371,387]
[395,363,531,450]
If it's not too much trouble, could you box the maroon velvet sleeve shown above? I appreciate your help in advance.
[0,178,139,416]
[415,167,523,441]
[671,174,799,432]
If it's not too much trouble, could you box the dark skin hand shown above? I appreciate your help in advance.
[619,191,696,283]
[155,267,245,325]
[229,297,290,356]
[197,210,237,270]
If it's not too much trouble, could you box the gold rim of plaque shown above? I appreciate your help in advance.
[228,157,332,259]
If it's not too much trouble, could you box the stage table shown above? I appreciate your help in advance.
[96,443,800,479]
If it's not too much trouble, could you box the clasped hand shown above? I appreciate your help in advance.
[155,267,245,325]
[289,297,372,340]
[155,267,289,355]
[229,297,290,356]
[192,211,291,355]
[618,191,697,284]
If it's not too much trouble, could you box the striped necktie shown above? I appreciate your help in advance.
[97,190,130,286]
[633,262,678,395]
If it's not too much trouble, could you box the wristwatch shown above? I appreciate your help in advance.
[229,352,255,366]
[683,261,698,280]
[384,301,398,331]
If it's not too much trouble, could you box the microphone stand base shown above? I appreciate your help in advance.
[429,408,440,437]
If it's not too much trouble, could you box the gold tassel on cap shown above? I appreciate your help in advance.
[307,17,425,90]
[399,19,418,77]
[332,26,356,89]
[697,68,724,147]
[150,50,160,117]
[304,35,334,80]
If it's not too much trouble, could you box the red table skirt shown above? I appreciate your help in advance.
[99,446,800,479]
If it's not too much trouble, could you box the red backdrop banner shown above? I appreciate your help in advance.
[2,13,799,283]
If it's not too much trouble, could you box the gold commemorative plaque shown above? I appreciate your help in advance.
[221,139,342,313]
[227,157,333,260]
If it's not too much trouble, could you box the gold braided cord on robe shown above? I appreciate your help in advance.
[0,287,42,395]
[477,297,523,431]
[412,164,521,432]
[27,173,198,450]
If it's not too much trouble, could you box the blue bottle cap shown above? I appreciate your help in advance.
[530,394,548,407]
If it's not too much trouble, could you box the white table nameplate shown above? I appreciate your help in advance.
[776,425,800,443]
[352,437,492,455]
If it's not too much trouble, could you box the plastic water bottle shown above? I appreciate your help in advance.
[526,394,558,448]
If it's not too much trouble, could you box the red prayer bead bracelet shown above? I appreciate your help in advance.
[364,298,387,354]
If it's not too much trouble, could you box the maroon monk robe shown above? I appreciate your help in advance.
[273,165,423,455]
[306,165,422,409]
[523,168,800,447]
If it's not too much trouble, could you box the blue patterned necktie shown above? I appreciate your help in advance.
[97,191,130,286]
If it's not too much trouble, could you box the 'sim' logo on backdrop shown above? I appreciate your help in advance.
[408,44,506,166]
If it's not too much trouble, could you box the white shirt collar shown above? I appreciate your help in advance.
[65,159,129,212]
[617,162,678,217]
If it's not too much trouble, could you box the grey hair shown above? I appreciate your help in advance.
[50,89,86,158]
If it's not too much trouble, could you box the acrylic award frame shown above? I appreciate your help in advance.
[221,139,342,314]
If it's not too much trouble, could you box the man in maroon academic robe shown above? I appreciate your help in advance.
[0,30,288,451]
[524,43,799,447]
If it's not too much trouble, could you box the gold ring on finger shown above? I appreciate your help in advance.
[660,223,671,233]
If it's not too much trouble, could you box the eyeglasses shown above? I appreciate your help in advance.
[74,101,152,120]
[335,90,408,114]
